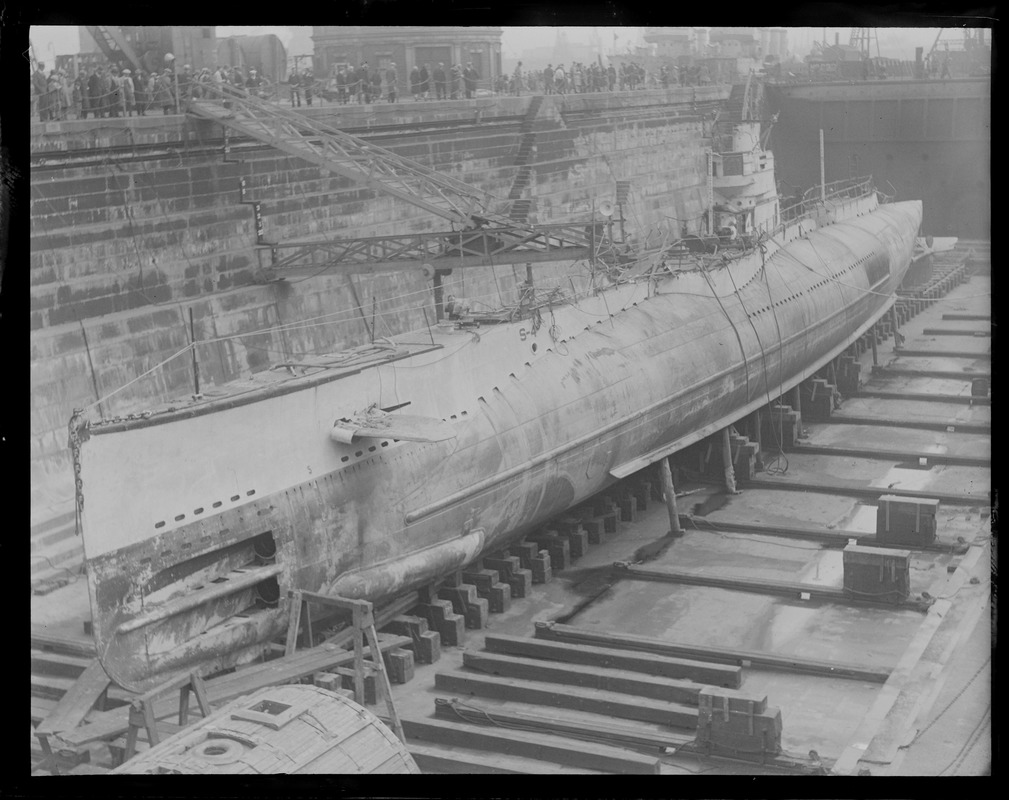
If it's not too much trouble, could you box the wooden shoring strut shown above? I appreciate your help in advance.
[286,589,405,744]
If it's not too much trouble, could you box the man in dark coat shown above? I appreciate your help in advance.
[32,62,50,121]
[463,62,479,99]
[450,63,462,99]
[410,65,421,99]
[358,62,370,103]
[433,62,446,100]
[369,67,382,103]
[87,65,103,117]
[386,62,398,103]
[543,64,554,94]
[289,69,301,106]
[303,69,314,105]
[419,63,430,99]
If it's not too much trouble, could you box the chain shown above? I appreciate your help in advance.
[905,653,991,745]
[67,409,89,536]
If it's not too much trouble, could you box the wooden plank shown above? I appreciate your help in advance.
[536,622,891,683]
[613,562,933,612]
[407,743,600,774]
[482,634,742,687]
[401,716,661,774]
[790,442,989,468]
[462,651,703,705]
[434,697,691,752]
[36,659,112,735]
[740,477,990,508]
[31,649,93,679]
[855,389,990,406]
[433,671,697,729]
[30,625,96,658]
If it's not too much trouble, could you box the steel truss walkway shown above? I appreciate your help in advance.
[84,27,143,73]
[188,85,592,278]
[187,85,589,251]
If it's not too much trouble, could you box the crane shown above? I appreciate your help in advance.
[849,28,880,59]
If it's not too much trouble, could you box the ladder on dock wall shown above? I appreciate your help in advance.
[187,86,588,252]
[507,95,546,223]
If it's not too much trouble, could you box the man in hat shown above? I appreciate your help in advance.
[302,68,314,105]
[158,67,175,114]
[356,62,369,103]
[178,64,192,108]
[289,68,301,106]
[419,62,430,99]
[122,68,135,115]
[463,61,479,99]
[246,67,262,98]
[386,61,398,103]
[433,62,446,100]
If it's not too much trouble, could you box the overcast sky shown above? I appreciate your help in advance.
[30,25,966,64]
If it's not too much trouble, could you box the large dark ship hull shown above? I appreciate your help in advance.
[76,194,921,690]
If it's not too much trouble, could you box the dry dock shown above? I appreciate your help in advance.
[30,244,990,776]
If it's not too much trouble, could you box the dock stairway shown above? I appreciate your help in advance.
[507,95,545,223]
[187,86,587,251]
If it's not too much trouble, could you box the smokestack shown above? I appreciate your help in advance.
[834,32,839,47]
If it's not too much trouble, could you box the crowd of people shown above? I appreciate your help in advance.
[30,55,287,121]
[32,53,717,122]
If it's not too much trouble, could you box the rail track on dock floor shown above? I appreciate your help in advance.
[30,244,991,776]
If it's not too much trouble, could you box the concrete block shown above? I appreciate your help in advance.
[696,687,782,756]
[843,543,911,602]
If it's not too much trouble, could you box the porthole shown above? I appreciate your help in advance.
[247,490,256,497]
[355,451,363,457]
[175,514,185,522]
[155,521,166,529]
[341,455,349,462]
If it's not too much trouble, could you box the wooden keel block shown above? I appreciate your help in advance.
[530,550,552,584]
[580,518,604,544]
[312,672,341,691]
[617,495,638,522]
[412,601,465,647]
[562,526,589,559]
[527,531,570,570]
[511,541,540,570]
[340,672,376,705]
[483,555,532,599]
[383,648,416,684]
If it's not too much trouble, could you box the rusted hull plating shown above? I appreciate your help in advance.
[78,199,922,690]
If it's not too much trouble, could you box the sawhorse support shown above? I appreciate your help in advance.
[121,671,212,763]
[287,589,405,743]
